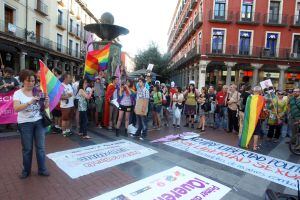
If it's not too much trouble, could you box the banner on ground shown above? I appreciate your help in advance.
[0,90,17,124]
[165,137,300,190]
[90,166,231,200]
[47,140,157,179]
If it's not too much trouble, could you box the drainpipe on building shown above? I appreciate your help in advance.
[25,0,28,41]
[66,0,70,55]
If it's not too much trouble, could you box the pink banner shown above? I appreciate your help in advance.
[0,90,17,124]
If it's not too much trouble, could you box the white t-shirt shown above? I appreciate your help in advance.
[60,83,74,108]
[13,89,42,123]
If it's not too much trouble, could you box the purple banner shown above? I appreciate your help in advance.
[0,90,17,124]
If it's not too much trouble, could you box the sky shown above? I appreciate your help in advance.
[86,0,178,57]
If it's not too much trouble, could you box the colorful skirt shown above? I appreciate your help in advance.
[184,104,197,115]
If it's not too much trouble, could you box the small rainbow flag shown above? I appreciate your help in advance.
[39,60,64,111]
[239,95,265,148]
[84,43,111,78]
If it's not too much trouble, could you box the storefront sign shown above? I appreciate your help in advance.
[0,90,17,124]
[90,166,231,200]
[47,140,157,179]
[165,138,300,191]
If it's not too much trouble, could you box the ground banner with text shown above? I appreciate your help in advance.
[165,137,300,190]
[90,166,231,200]
[47,140,157,179]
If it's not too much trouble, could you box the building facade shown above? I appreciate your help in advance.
[121,52,136,73]
[168,0,300,90]
[0,0,98,75]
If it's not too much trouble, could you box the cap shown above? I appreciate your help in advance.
[155,80,160,85]
[189,80,195,85]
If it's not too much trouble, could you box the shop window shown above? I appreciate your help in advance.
[239,31,252,55]
[212,29,225,54]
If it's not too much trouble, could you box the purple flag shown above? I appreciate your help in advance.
[86,32,94,53]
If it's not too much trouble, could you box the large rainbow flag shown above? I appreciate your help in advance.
[239,95,265,148]
[39,60,64,111]
[84,43,111,79]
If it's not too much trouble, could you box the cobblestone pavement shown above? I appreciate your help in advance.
[0,124,299,200]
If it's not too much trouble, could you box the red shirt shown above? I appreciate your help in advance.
[216,91,227,106]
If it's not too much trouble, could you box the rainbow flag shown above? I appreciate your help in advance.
[239,95,265,148]
[39,60,64,111]
[84,43,111,79]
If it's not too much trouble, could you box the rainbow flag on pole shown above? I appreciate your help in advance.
[84,43,111,79]
[239,95,265,148]
[39,60,64,111]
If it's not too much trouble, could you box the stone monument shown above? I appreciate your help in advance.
[84,12,129,77]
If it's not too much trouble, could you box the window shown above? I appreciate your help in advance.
[36,22,42,43]
[266,33,279,57]
[239,31,252,55]
[296,2,300,24]
[57,34,62,52]
[241,0,253,21]
[69,19,73,32]
[192,38,196,48]
[75,43,79,57]
[214,0,226,20]
[76,24,79,36]
[198,32,202,47]
[292,35,300,57]
[269,1,280,23]
[212,30,225,54]
[58,10,63,25]
[4,6,14,32]
[69,40,73,55]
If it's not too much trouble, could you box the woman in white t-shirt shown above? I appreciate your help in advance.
[172,87,184,128]
[13,69,50,179]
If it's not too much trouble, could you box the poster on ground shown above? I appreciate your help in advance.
[47,140,157,179]
[165,137,300,191]
[90,166,231,200]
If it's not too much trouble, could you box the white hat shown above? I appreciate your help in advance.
[171,81,175,87]
[189,80,195,85]
[155,80,160,85]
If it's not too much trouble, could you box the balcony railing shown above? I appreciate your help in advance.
[204,43,292,60]
[0,20,26,39]
[35,0,48,16]
[69,25,78,36]
[56,19,66,30]
[193,12,203,29]
[172,46,200,69]
[264,13,288,26]
[28,35,53,49]
[209,10,233,23]
[290,15,300,27]
[236,12,260,25]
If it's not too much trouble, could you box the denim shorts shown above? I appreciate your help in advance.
[153,104,162,113]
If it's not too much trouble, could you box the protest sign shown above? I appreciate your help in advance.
[165,138,300,190]
[90,166,231,200]
[260,79,275,94]
[147,63,154,71]
[151,132,200,143]
[47,140,157,179]
[0,90,17,124]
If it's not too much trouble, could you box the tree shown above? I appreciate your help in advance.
[134,42,170,78]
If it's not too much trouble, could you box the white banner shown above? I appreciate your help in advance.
[165,138,300,190]
[47,140,157,179]
[90,166,231,200]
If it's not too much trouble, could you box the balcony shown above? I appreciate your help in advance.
[0,20,26,39]
[209,10,233,23]
[204,43,293,60]
[263,13,288,27]
[236,12,260,25]
[172,46,200,69]
[56,19,66,30]
[35,0,48,16]
[290,15,300,28]
[193,12,203,29]
[69,25,77,36]
[28,35,53,49]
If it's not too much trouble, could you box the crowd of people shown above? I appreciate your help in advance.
[0,66,300,178]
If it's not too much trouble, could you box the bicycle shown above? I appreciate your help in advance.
[289,121,300,156]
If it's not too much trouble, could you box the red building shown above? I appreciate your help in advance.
[167,0,300,90]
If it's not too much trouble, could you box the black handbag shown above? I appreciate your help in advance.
[41,110,52,127]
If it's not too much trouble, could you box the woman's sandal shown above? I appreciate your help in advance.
[252,145,260,151]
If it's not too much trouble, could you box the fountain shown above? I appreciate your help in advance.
[84,12,129,77]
